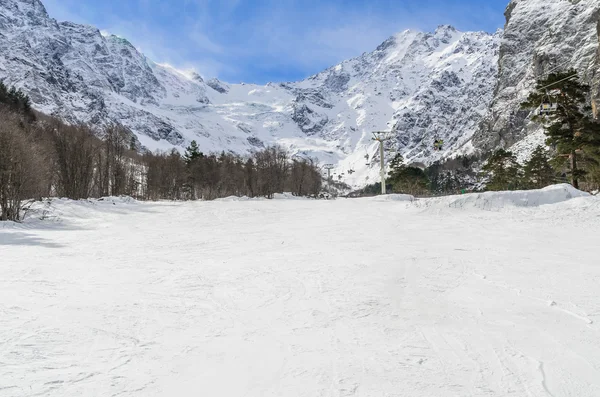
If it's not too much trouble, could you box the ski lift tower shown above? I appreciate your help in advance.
[323,164,335,191]
[372,131,392,195]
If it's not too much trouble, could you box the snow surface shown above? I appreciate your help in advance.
[416,184,590,212]
[2,188,600,396]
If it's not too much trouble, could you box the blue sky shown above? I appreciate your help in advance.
[42,0,508,84]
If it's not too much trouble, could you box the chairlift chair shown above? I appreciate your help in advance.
[539,101,558,115]
[538,90,559,115]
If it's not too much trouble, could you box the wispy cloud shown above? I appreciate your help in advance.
[41,0,507,84]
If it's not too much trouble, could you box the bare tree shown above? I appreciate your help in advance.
[0,109,48,221]
[48,121,98,200]
[102,124,130,196]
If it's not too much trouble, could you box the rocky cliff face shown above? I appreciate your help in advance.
[473,0,600,157]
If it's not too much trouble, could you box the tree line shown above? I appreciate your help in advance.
[144,141,322,201]
[355,153,482,197]
[0,85,322,221]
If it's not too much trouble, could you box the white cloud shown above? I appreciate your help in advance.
[39,0,505,83]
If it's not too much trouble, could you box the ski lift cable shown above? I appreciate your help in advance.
[538,72,578,92]
[540,56,597,79]
[542,58,575,76]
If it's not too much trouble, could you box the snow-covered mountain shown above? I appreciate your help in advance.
[1,0,598,186]
[0,0,502,186]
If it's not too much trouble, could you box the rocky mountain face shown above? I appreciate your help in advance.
[1,0,598,186]
[473,0,600,159]
[290,27,500,170]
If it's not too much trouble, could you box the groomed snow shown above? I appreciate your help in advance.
[2,188,600,396]
[416,184,590,211]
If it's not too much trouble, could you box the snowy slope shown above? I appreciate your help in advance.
[0,0,500,187]
[2,188,600,396]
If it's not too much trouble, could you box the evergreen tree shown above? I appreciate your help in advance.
[0,81,8,104]
[0,81,34,119]
[182,141,204,199]
[183,140,202,165]
[522,70,599,189]
[387,154,429,195]
[579,119,600,190]
[129,136,137,151]
[482,149,521,191]
[523,146,555,189]
[244,158,256,197]
[388,153,404,176]
[391,167,429,195]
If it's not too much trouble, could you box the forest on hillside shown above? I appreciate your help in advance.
[0,82,322,221]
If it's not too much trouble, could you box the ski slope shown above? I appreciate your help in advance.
[1,187,600,396]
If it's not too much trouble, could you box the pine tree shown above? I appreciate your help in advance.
[523,146,555,189]
[388,153,404,176]
[0,81,8,104]
[182,141,204,199]
[387,154,429,195]
[0,82,33,119]
[482,149,521,191]
[521,70,598,189]
[183,140,202,165]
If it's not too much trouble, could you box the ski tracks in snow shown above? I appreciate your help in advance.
[1,198,600,396]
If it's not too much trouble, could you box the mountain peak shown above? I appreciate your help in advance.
[435,24,458,34]
[433,24,460,42]
[0,0,51,25]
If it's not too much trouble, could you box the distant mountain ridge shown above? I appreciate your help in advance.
[1,0,599,186]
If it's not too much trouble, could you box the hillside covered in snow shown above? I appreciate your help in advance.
[0,0,599,186]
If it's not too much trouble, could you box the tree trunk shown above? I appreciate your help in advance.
[571,151,579,189]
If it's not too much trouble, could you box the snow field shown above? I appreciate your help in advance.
[1,189,600,396]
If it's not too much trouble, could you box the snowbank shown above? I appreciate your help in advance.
[215,196,252,202]
[215,193,313,202]
[359,194,415,202]
[272,193,311,200]
[417,184,590,212]
[1,196,141,228]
